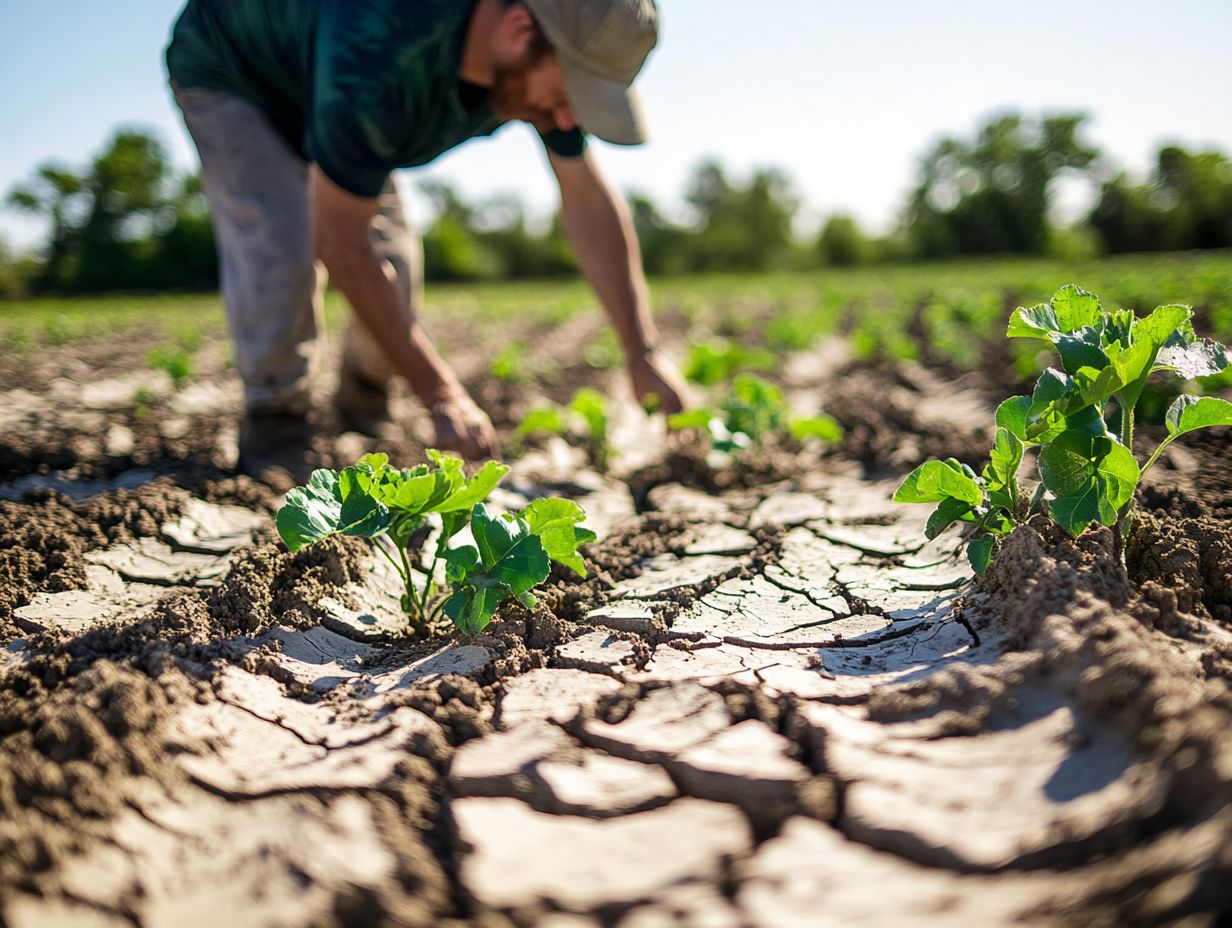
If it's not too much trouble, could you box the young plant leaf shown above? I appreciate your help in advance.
[1164,395,1232,437]
[1054,330,1108,375]
[967,535,996,574]
[277,468,392,553]
[1038,433,1139,536]
[667,409,716,431]
[894,460,983,506]
[440,504,554,635]
[984,428,1024,491]
[1007,303,1061,341]
[1006,286,1102,341]
[521,497,596,577]
[435,459,511,513]
[995,396,1031,441]
[788,415,844,443]
[470,505,551,596]
[1154,337,1232,380]
[925,496,975,540]
[442,577,511,636]
[516,407,567,439]
[1049,285,1104,334]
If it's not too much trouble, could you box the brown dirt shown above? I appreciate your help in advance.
[3,311,1232,926]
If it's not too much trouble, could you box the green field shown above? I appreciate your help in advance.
[3,253,1230,384]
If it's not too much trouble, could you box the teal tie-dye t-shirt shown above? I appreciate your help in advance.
[166,0,585,197]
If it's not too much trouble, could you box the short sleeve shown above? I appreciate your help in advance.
[540,128,587,159]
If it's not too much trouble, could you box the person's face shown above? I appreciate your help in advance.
[490,6,577,133]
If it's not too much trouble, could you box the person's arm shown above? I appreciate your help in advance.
[309,166,497,458]
[549,150,688,414]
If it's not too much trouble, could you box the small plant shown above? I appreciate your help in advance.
[514,388,611,471]
[132,385,155,419]
[277,451,595,634]
[895,285,1232,572]
[682,338,774,386]
[148,347,194,389]
[669,374,843,465]
[490,340,527,383]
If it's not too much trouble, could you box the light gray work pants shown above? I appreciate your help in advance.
[173,85,421,414]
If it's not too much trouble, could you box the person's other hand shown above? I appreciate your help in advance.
[628,348,689,416]
[430,393,499,460]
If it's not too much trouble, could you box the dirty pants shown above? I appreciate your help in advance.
[173,85,421,414]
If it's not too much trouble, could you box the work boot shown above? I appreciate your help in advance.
[237,409,315,486]
[335,367,398,439]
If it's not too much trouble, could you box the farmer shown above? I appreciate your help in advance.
[165,0,687,479]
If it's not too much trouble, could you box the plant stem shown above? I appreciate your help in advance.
[1139,436,1175,482]
[1119,401,1134,451]
[398,544,421,619]
[423,552,441,610]
[374,537,406,581]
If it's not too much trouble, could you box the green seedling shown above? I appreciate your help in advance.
[490,340,527,383]
[132,385,154,419]
[896,284,1232,573]
[277,451,595,634]
[669,374,843,465]
[568,387,610,471]
[148,347,194,389]
[682,338,774,386]
[513,388,611,471]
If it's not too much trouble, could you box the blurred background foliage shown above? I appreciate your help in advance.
[2,110,1230,298]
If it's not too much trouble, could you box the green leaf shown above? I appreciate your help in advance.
[1072,363,1127,407]
[1039,433,1139,536]
[1155,337,1232,380]
[984,428,1024,491]
[789,415,844,443]
[470,505,551,596]
[442,544,479,583]
[1133,303,1192,348]
[667,409,716,431]
[967,535,996,575]
[521,497,596,578]
[925,496,975,540]
[516,407,567,439]
[436,459,510,513]
[1049,285,1104,333]
[1165,395,1232,437]
[1006,286,1103,341]
[1052,324,1109,375]
[357,452,390,471]
[276,468,392,553]
[893,460,983,506]
[995,396,1031,441]
[442,579,510,636]
[569,388,609,440]
[1007,303,1061,340]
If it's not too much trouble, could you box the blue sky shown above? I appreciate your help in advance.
[2,0,1231,249]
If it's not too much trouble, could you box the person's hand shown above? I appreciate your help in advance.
[628,348,689,416]
[429,392,499,461]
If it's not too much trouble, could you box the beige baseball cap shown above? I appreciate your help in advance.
[522,0,659,145]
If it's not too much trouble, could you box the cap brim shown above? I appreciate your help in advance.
[560,56,648,146]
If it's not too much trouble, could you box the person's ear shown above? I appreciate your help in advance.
[498,3,538,59]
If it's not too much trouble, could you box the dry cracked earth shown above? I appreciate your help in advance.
[2,328,1232,927]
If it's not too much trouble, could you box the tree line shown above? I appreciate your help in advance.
[3,111,1230,297]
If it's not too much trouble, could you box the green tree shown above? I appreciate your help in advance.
[817,214,868,267]
[6,163,87,290]
[628,192,690,275]
[683,160,800,271]
[5,127,216,293]
[1090,146,1232,253]
[905,113,1100,258]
